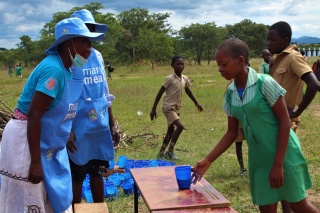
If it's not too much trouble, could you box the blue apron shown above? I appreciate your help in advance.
[69,48,114,166]
[40,74,82,212]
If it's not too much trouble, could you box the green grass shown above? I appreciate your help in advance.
[0,57,319,213]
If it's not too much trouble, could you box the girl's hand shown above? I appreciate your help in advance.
[28,161,43,184]
[269,164,284,189]
[192,157,211,182]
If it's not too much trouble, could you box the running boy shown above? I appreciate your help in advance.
[192,38,319,213]
[150,56,203,160]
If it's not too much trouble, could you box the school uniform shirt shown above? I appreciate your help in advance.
[271,45,312,121]
[69,48,115,166]
[223,68,312,205]
[161,72,190,111]
[259,60,269,74]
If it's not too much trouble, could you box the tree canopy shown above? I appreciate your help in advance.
[0,2,284,68]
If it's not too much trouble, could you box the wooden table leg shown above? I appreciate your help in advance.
[134,182,138,213]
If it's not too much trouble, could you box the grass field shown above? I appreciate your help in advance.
[0,57,319,213]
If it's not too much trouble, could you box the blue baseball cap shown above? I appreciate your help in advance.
[45,17,105,54]
[71,9,108,33]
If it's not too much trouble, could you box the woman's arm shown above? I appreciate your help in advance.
[27,91,53,184]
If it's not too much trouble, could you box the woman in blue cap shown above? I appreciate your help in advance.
[66,9,120,204]
[0,17,104,213]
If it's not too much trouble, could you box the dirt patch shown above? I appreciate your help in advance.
[308,103,320,117]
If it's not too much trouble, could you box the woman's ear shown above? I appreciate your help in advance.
[65,39,75,56]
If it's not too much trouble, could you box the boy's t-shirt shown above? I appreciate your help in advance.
[162,72,190,110]
[271,45,311,109]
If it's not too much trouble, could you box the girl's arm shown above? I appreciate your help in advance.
[192,116,239,181]
[270,96,291,189]
[150,86,165,120]
[27,91,53,184]
[185,87,203,111]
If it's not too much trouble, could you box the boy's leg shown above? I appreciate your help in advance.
[158,125,174,157]
[89,166,104,203]
[69,158,86,204]
[72,179,84,203]
[235,126,247,175]
[166,119,184,159]
[235,141,246,172]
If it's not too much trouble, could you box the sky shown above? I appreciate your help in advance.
[0,0,319,50]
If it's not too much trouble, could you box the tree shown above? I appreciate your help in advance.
[225,19,268,57]
[179,23,227,65]
[135,29,173,69]
[116,8,172,64]
[17,35,33,67]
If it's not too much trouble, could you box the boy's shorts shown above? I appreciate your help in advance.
[235,125,245,141]
[162,106,180,125]
[69,158,109,182]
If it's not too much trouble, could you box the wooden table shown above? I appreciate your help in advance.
[130,166,237,213]
[73,202,109,213]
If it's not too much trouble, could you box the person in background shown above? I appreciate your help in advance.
[7,66,13,77]
[193,38,319,213]
[106,61,114,80]
[0,17,104,213]
[267,21,320,133]
[259,49,271,74]
[150,55,203,160]
[15,65,19,77]
[67,9,120,205]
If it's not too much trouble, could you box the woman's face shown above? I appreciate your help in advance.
[71,37,92,59]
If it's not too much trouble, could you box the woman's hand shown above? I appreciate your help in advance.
[28,161,43,184]
[111,125,120,147]
[67,130,77,153]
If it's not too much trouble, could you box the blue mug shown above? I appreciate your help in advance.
[108,175,121,187]
[106,186,120,201]
[104,181,114,198]
[121,181,134,195]
[118,155,128,169]
[174,165,198,189]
